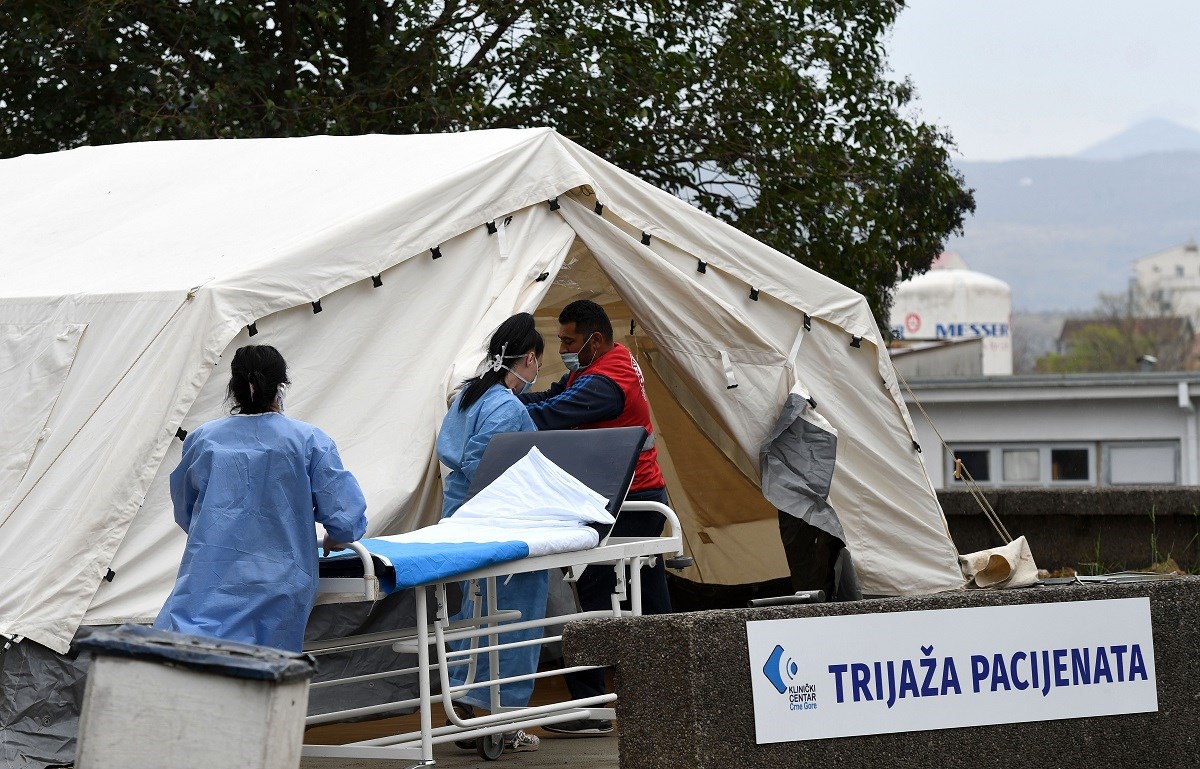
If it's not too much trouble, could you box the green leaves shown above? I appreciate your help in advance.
[1,0,972,322]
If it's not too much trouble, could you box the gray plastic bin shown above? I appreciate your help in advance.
[74,624,316,769]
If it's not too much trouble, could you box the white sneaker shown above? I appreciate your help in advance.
[504,730,540,752]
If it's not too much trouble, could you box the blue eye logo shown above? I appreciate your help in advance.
[763,644,798,694]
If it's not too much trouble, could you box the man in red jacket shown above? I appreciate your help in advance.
[520,299,671,734]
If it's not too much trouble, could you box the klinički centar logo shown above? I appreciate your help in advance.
[764,645,818,711]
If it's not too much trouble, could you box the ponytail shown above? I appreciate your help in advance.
[228,345,290,415]
[458,313,544,411]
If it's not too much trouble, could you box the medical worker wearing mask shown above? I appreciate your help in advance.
[519,299,669,735]
[436,312,544,754]
[155,345,368,652]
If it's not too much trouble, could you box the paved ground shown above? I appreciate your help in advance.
[301,674,619,768]
[301,730,618,768]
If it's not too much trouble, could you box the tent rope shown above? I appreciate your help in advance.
[893,367,1014,545]
[0,292,196,533]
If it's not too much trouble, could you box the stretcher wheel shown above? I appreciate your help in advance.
[477,733,504,760]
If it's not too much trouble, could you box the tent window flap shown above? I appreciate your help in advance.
[0,323,87,512]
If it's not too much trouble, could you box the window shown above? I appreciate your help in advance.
[952,449,990,482]
[1176,265,1186,278]
[943,444,1096,488]
[1002,449,1039,482]
[1051,448,1090,481]
[1104,442,1180,485]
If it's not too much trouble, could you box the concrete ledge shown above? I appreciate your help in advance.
[563,578,1200,769]
[939,488,1200,572]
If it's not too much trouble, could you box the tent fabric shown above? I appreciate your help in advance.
[1,128,963,654]
[959,535,1039,590]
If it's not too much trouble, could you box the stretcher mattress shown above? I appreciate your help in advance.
[321,444,620,594]
[322,521,600,594]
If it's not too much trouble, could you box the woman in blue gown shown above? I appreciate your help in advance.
[436,313,545,752]
[155,345,368,652]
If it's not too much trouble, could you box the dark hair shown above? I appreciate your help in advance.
[228,345,290,415]
[558,299,613,342]
[459,313,544,412]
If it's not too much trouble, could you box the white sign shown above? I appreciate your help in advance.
[746,598,1157,743]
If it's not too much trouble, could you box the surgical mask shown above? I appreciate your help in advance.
[561,333,598,372]
[506,368,537,395]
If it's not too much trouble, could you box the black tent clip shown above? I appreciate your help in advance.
[535,272,550,282]
[807,396,817,409]
[749,287,760,301]
[850,335,862,348]
[641,232,652,246]
[431,246,443,260]
[803,313,812,331]
[247,321,258,337]
[594,201,604,215]
[630,319,637,335]
[371,275,383,288]
[104,569,116,583]
[548,197,560,211]
[311,299,323,314]
[175,427,188,441]
[912,440,922,453]
[486,221,497,234]
[696,260,707,274]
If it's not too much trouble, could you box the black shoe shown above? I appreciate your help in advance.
[542,718,614,735]
[449,704,477,749]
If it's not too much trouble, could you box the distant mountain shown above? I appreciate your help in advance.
[1077,119,1200,160]
[948,151,1200,311]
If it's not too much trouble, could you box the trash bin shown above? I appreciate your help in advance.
[73,624,317,769]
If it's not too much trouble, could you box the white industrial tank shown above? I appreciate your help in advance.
[889,254,1013,376]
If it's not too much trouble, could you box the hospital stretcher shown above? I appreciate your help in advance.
[300,427,685,764]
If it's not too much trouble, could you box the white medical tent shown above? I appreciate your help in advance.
[0,128,964,657]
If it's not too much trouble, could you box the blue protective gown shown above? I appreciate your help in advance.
[436,384,548,709]
[437,383,537,518]
[155,412,368,652]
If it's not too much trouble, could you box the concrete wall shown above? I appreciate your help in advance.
[564,578,1200,769]
[940,488,1200,573]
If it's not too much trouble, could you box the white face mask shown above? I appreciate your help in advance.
[510,370,536,395]
[503,355,539,395]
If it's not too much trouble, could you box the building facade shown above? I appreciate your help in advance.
[902,373,1200,490]
[1132,240,1200,325]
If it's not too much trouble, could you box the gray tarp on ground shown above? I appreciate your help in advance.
[0,635,89,769]
[305,590,429,718]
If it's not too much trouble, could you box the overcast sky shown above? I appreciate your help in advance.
[886,1,1200,161]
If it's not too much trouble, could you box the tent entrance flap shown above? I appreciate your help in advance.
[530,237,789,586]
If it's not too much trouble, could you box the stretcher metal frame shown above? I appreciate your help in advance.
[300,499,682,765]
